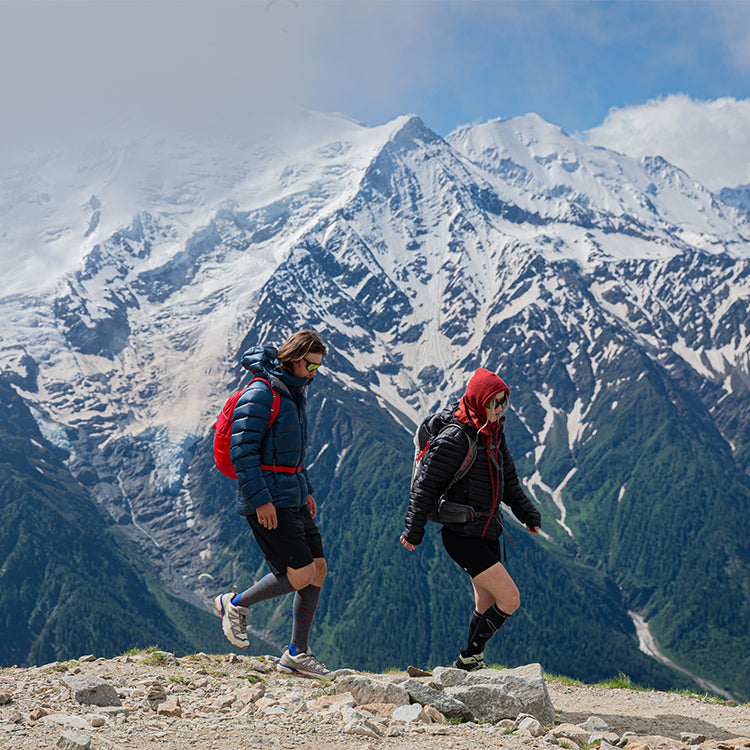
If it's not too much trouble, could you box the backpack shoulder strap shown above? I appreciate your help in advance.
[440,421,478,486]
[248,375,282,429]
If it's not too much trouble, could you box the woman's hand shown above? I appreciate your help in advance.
[256,501,278,529]
[400,534,416,551]
[307,493,317,519]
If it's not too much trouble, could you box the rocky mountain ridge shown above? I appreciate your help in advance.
[1,650,749,750]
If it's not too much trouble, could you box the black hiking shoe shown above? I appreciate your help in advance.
[454,649,486,671]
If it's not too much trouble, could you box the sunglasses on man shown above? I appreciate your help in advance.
[302,357,321,372]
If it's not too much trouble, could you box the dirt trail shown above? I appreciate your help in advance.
[549,682,750,742]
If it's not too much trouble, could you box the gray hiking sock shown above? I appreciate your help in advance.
[290,584,321,654]
[466,604,510,656]
[233,573,294,607]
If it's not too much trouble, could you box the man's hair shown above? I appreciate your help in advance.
[277,330,327,372]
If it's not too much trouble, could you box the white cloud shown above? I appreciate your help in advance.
[583,95,750,192]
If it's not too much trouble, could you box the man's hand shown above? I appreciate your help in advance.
[400,534,416,551]
[307,493,317,519]
[527,525,540,534]
[256,501,278,529]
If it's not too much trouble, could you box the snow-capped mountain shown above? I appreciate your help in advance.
[1,110,749,697]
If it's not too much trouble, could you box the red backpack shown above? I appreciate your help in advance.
[212,376,281,479]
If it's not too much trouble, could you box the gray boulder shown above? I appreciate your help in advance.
[60,675,121,707]
[444,683,523,723]
[400,677,474,722]
[433,663,555,726]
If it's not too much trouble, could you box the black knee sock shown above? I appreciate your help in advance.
[466,604,510,656]
[466,609,482,651]
[232,572,294,607]
[290,585,321,654]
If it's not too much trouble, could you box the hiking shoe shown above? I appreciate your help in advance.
[277,647,334,679]
[454,649,486,671]
[214,588,249,649]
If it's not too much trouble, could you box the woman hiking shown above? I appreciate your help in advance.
[401,367,541,671]
[214,329,333,678]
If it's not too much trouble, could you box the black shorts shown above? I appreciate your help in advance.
[246,505,324,576]
[441,526,502,578]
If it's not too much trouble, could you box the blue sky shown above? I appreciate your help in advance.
[2,1,750,187]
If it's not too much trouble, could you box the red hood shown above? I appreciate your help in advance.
[454,368,510,438]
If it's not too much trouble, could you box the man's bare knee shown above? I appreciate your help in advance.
[286,563,316,590]
[312,557,327,587]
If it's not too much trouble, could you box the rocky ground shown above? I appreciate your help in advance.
[1,650,749,750]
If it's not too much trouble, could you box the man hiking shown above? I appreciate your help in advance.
[214,329,333,678]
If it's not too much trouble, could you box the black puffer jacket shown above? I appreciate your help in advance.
[403,412,540,546]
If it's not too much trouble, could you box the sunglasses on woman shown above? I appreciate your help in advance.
[488,394,508,411]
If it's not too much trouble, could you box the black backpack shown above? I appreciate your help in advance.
[411,406,477,524]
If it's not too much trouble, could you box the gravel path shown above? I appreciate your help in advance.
[549,682,750,742]
[2,654,749,750]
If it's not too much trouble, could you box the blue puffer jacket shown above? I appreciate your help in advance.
[230,345,314,515]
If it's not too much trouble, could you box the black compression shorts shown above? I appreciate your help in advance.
[441,526,502,578]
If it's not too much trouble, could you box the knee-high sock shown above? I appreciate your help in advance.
[466,604,510,656]
[232,573,294,607]
[290,584,321,654]
[466,609,482,651]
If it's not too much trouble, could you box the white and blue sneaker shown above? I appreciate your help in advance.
[214,587,249,649]
[277,646,334,679]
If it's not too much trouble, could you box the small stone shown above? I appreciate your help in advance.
[517,716,545,736]
[90,716,106,728]
[78,655,96,663]
[156,697,181,717]
[246,658,269,673]
[343,719,383,738]
[7,709,23,724]
[236,684,265,703]
[583,716,614,733]
[392,703,431,724]
[97,706,129,717]
[359,703,398,718]
[423,705,447,724]
[550,722,591,746]
[30,706,50,720]
[146,682,168,709]
[255,696,279,709]
[407,666,432,678]
[56,730,91,750]
[681,734,707,745]
[0,688,13,705]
